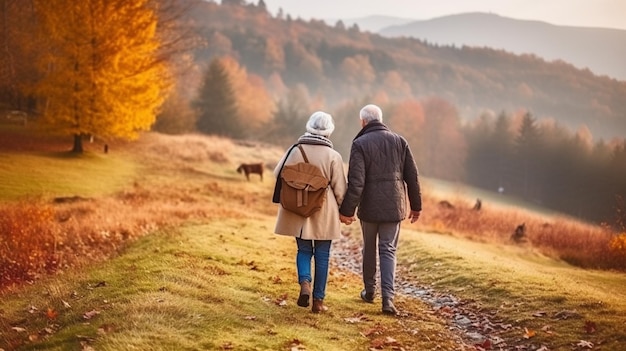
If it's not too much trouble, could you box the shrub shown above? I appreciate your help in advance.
[0,203,58,286]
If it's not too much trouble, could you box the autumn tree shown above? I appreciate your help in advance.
[32,0,170,153]
[0,0,38,110]
[219,56,274,136]
[195,56,275,139]
[386,99,425,161]
[420,97,466,180]
[262,84,312,146]
[153,87,196,134]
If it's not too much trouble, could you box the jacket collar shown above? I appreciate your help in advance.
[354,121,389,141]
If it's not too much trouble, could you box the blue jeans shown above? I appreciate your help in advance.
[296,238,331,300]
[361,221,400,299]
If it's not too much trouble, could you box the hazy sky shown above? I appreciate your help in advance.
[264,0,626,30]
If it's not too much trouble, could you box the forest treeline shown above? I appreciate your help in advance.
[1,0,625,224]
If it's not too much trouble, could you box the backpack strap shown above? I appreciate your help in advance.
[272,143,299,204]
[297,144,310,163]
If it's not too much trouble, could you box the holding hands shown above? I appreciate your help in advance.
[340,214,355,225]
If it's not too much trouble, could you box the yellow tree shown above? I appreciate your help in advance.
[33,0,170,153]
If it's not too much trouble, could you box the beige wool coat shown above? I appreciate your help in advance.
[274,144,347,240]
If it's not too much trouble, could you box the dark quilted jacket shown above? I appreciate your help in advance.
[339,121,421,222]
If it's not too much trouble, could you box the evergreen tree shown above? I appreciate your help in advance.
[512,112,542,199]
[194,58,240,137]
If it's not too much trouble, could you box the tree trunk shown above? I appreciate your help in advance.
[72,134,83,153]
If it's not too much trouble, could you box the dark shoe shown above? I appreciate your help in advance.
[360,289,375,303]
[312,298,328,313]
[382,297,398,315]
[297,281,311,307]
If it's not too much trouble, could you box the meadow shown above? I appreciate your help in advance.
[1,123,625,350]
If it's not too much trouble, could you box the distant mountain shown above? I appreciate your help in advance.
[378,12,626,81]
[330,15,415,33]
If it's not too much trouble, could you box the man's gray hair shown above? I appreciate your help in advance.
[359,104,383,123]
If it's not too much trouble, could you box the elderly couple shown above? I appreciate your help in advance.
[273,104,422,315]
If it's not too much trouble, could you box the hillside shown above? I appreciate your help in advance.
[185,2,626,141]
[1,129,626,350]
[379,12,626,81]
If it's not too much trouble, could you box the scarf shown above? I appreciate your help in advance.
[297,132,334,148]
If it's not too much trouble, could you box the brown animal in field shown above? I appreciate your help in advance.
[237,163,264,181]
[511,223,526,242]
[472,198,482,211]
[438,200,454,209]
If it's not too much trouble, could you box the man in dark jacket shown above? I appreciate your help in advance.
[339,104,422,315]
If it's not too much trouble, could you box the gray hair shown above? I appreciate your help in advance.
[306,111,335,137]
[359,104,383,123]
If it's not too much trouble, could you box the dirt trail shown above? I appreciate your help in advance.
[331,233,540,351]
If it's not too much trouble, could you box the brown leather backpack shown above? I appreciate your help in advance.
[279,145,329,217]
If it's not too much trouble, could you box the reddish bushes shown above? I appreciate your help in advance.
[0,204,59,286]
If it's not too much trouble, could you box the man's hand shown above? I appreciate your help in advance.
[340,214,355,225]
[408,210,421,223]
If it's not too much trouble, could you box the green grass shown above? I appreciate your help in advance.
[0,151,137,201]
[2,130,626,350]
[396,230,626,349]
[0,218,461,351]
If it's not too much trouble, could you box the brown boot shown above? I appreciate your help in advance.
[312,298,328,313]
[297,281,311,307]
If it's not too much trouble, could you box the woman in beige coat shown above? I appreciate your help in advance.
[274,111,347,313]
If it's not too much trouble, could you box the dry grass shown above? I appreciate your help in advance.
[0,132,283,290]
[412,187,626,271]
[2,130,626,350]
[1,130,624,293]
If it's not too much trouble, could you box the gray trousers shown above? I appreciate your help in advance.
[361,220,401,299]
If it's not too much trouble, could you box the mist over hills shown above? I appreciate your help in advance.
[188,3,625,142]
[376,12,626,81]
[328,15,414,33]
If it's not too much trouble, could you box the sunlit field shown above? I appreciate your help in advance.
[2,127,626,350]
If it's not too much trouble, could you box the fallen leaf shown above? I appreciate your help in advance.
[46,308,59,320]
[533,311,548,317]
[523,327,536,339]
[383,336,399,346]
[11,327,27,333]
[583,320,597,334]
[289,339,306,350]
[370,338,386,349]
[275,293,288,306]
[491,336,505,345]
[62,300,72,308]
[244,315,256,320]
[27,305,38,314]
[577,340,594,348]
[83,310,101,320]
[97,324,116,335]
[475,339,492,350]
[536,346,549,351]
[438,306,453,315]
[221,342,234,350]
[344,317,363,324]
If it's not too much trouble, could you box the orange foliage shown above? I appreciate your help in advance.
[0,204,58,285]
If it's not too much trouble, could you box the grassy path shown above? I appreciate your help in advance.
[0,217,465,351]
[2,131,625,350]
